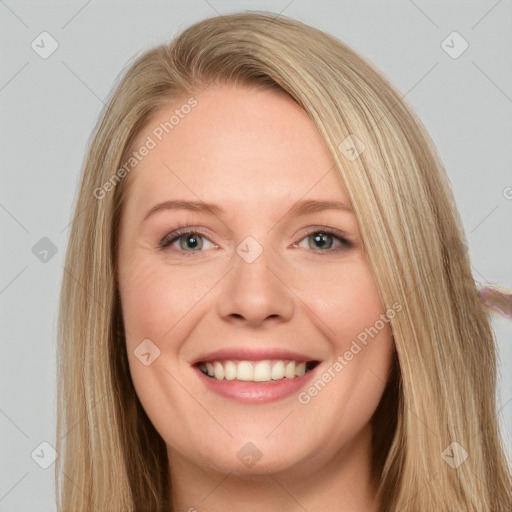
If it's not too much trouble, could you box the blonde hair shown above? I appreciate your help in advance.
[56,11,512,511]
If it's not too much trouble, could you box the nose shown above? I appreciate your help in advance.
[216,242,295,327]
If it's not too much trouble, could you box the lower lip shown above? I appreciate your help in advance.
[194,365,319,404]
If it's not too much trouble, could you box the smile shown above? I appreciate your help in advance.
[197,359,320,382]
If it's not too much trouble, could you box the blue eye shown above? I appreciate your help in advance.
[159,229,215,253]
[297,228,353,254]
[158,227,353,256]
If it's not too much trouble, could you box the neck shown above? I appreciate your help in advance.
[167,423,380,512]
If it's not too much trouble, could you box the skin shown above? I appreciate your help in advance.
[117,83,395,511]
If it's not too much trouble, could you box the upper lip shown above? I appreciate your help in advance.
[191,347,321,365]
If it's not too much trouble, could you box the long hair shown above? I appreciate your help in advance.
[56,11,512,511]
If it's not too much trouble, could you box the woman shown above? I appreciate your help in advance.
[56,11,512,512]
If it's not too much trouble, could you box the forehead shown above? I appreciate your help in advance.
[123,84,349,215]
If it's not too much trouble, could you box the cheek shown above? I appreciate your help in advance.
[326,262,394,384]
[118,255,218,344]
[293,259,395,427]
[117,256,217,444]
[292,256,388,350]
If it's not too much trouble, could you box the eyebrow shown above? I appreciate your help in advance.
[143,199,354,222]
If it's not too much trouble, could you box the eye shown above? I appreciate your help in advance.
[158,226,353,256]
[159,228,216,255]
[294,228,353,255]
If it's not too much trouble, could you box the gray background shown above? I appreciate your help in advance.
[1,1,511,510]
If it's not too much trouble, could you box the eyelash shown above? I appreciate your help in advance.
[158,226,353,256]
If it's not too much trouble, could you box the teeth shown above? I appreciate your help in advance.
[284,361,296,379]
[213,362,225,380]
[224,360,237,380]
[271,360,285,380]
[253,361,272,382]
[237,361,253,381]
[198,359,315,382]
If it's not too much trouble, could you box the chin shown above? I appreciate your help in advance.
[184,435,318,478]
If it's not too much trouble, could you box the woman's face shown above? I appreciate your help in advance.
[117,83,395,478]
